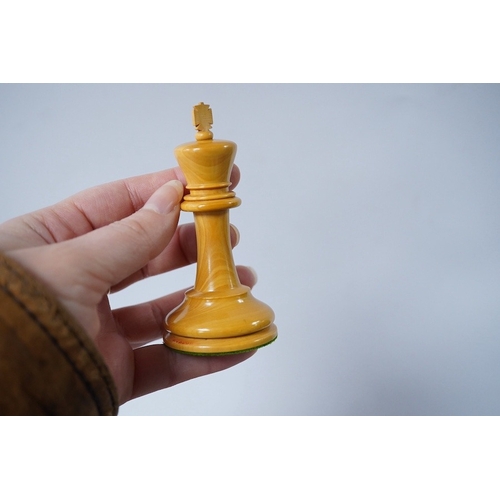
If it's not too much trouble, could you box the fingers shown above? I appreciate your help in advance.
[23,165,241,245]
[129,345,256,402]
[113,266,258,347]
[114,288,187,347]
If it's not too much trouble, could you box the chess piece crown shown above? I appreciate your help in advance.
[163,103,277,355]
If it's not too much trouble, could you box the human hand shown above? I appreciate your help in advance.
[0,166,256,405]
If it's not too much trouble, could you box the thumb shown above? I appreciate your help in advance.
[5,179,184,334]
[70,179,184,293]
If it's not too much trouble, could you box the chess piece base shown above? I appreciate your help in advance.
[164,286,277,355]
[164,323,278,356]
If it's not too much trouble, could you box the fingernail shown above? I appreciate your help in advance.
[230,224,240,246]
[144,180,184,214]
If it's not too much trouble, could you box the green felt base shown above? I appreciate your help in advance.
[165,337,277,356]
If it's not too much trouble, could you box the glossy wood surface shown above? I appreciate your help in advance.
[164,103,277,355]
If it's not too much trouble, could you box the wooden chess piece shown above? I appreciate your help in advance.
[164,103,278,355]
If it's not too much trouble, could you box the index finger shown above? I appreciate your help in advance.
[32,165,240,242]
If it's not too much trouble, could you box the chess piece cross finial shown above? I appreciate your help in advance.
[192,102,213,140]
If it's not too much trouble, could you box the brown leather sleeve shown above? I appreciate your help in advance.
[0,253,118,415]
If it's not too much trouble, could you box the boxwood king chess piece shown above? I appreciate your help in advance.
[164,103,278,355]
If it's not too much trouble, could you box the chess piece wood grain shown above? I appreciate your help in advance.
[164,103,277,355]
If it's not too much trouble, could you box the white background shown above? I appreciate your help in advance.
[1,83,499,415]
